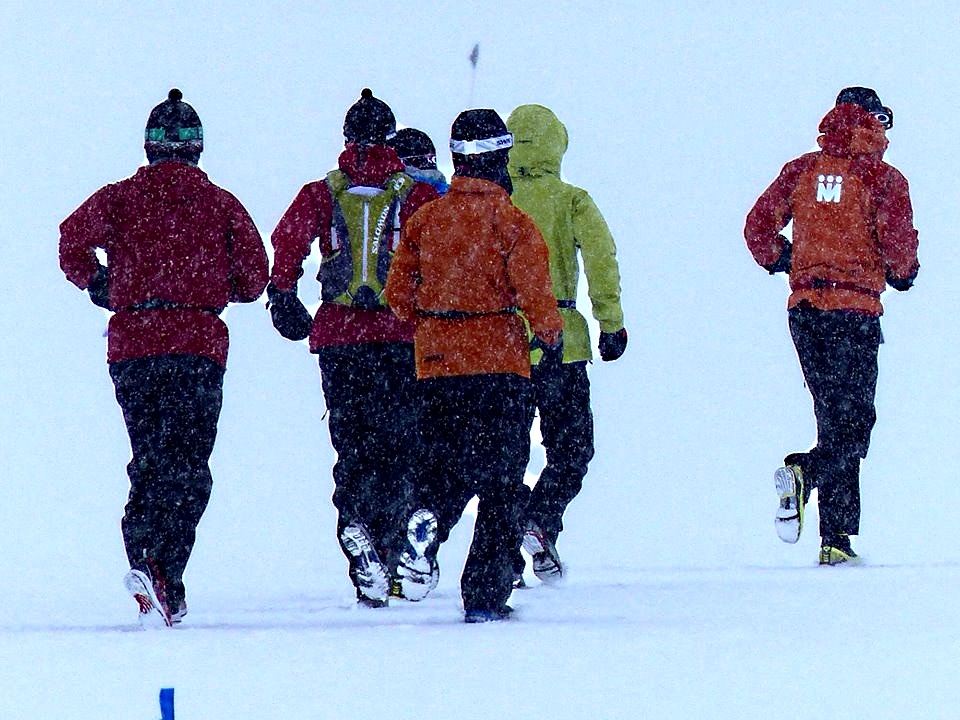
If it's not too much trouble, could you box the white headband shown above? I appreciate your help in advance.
[449,133,514,155]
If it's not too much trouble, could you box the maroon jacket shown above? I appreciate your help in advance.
[60,162,269,366]
[270,144,439,351]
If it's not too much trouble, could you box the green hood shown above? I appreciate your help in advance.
[505,104,624,364]
[507,104,568,178]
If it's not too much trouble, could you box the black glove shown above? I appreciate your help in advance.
[531,333,564,369]
[87,264,110,309]
[764,240,792,275]
[598,327,628,362]
[886,269,915,292]
[266,283,313,341]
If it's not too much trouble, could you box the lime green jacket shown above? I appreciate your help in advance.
[507,104,624,363]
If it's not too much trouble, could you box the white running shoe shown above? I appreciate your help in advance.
[123,568,172,628]
[774,465,805,544]
[522,524,563,584]
[340,523,390,606]
[169,600,188,624]
[397,509,439,602]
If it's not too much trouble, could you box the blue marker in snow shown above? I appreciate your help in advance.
[159,688,174,720]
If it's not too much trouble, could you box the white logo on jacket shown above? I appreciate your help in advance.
[816,174,843,203]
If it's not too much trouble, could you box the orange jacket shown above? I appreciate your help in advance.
[385,175,563,379]
[745,104,919,315]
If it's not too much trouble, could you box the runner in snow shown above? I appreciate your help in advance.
[385,109,564,622]
[505,104,627,585]
[744,87,919,565]
[268,89,439,607]
[59,89,269,626]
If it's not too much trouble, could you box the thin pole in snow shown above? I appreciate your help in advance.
[468,43,480,107]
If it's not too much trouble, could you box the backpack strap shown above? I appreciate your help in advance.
[383,172,414,253]
[325,168,349,194]
[322,169,349,254]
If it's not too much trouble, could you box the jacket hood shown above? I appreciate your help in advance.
[338,143,406,186]
[817,103,888,158]
[506,104,568,178]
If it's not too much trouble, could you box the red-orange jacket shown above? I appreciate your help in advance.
[384,175,563,379]
[745,104,919,315]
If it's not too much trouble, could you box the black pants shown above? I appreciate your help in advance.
[788,305,882,537]
[318,343,418,574]
[416,374,532,613]
[524,361,595,544]
[110,354,224,607]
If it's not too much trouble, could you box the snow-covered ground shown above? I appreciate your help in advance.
[5,517,960,719]
[4,2,960,718]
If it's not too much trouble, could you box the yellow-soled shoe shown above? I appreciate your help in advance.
[819,534,861,566]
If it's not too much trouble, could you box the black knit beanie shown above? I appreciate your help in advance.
[144,89,203,165]
[343,88,396,145]
[450,109,513,194]
[388,128,438,168]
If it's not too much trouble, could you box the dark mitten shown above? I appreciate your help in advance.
[886,269,915,292]
[598,327,628,361]
[764,240,792,275]
[266,283,312,341]
[531,333,564,369]
[88,264,110,309]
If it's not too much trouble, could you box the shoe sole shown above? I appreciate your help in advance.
[774,465,804,544]
[123,569,172,628]
[340,524,390,605]
[397,509,439,602]
[522,529,563,583]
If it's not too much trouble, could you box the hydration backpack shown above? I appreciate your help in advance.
[318,169,414,309]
